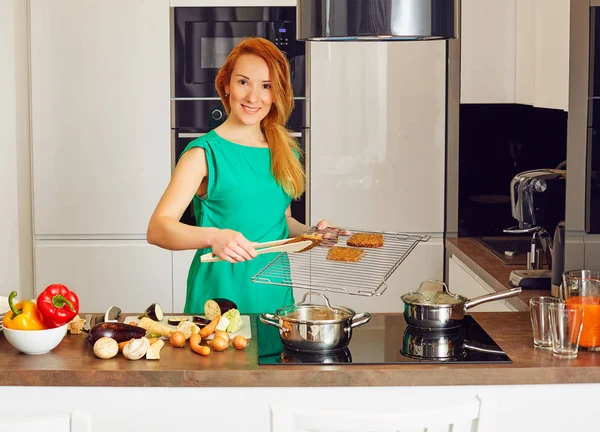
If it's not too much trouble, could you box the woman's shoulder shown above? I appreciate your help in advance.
[180,130,219,158]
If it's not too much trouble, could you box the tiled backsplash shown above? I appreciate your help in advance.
[458,104,568,237]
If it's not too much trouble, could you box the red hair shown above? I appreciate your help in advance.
[215,37,304,199]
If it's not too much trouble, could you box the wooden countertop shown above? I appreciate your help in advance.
[446,237,550,311]
[1,312,599,387]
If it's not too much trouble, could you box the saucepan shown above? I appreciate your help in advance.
[401,280,522,330]
[260,292,371,352]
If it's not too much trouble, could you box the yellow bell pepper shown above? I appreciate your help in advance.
[2,291,45,330]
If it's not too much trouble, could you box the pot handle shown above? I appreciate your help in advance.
[464,287,522,310]
[259,313,286,332]
[345,312,372,332]
[295,291,340,314]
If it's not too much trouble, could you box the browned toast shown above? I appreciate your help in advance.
[326,246,365,262]
[346,233,384,248]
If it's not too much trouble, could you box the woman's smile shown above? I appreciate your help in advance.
[241,104,261,114]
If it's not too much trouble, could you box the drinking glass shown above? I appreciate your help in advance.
[530,296,562,349]
[549,303,585,359]
[563,270,600,351]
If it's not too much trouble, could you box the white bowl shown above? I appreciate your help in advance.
[2,323,68,355]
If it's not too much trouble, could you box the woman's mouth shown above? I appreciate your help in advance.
[241,104,260,115]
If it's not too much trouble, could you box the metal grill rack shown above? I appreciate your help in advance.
[251,229,431,297]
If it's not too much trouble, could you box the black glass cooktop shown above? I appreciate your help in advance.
[257,314,512,365]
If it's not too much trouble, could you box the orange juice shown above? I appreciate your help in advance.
[566,296,600,349]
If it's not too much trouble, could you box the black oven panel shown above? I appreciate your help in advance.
[174,7,305,99]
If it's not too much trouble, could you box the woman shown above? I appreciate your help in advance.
[147,37,341,314]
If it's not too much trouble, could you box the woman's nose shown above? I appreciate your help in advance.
[246,86,259,103]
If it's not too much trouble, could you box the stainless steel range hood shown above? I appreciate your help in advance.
[297,0,457,41]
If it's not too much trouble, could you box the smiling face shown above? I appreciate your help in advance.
[225,54,273,127]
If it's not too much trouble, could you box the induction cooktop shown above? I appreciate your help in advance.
[257,314,512,365]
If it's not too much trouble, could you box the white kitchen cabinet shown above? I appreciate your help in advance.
[448,254,516,312]
[34,240,173,313]
[531,0,570,111]
[460,0,517,104]
[309,41,446,234]
[462,0,570,111]
[29,0,171,236]
[173,249,197,313]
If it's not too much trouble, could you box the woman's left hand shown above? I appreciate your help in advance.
[312,220,351,246]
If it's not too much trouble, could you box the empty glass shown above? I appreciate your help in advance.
[549,303,585,359]
[530,296,562,349]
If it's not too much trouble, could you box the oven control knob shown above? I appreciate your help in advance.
[211,109,223,121]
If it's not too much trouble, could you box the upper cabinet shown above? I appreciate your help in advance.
[461,0,570,111]
[29,0,171,236]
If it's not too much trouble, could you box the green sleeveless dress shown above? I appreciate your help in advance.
[181,130,294,315]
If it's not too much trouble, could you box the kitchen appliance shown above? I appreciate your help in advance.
[258,314,512,365]
[505,169,567,236]
[503,170,566,289]
[259,292,371,352]
[171,7,308,225]
[587,7,600,233]
[401,281,521,330]
[297,0,457,41]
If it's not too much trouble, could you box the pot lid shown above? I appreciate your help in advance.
[276,292,355,322]
[297,0,457,42]
[402,280,465,306]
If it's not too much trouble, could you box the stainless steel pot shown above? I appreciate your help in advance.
[401,280,522,330]
[260,292,371,352]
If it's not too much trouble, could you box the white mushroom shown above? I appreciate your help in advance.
[122,337,150,360]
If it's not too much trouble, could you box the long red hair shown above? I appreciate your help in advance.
[215,37,305,199]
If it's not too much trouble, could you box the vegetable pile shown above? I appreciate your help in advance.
[89,298,249,360]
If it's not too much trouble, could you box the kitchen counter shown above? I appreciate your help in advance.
[446,237,549,311]
[1,312,599,388]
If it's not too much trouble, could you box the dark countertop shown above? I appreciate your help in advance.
[446,237,550,311]
[1,312,600,387]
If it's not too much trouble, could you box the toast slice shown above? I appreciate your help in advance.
[346,233,384,248]
[285,233,323,252]
[326,246,365,262]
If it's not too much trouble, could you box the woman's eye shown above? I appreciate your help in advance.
[239,79,247,85]
[263,84,271,89]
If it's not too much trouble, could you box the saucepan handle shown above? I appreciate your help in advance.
[346,312,372,332]
[464,287,522,310]
[259,313,286,332]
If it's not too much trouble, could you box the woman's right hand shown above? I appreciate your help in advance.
[211,229,257,264]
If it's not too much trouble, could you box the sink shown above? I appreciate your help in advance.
[475,236,548,266]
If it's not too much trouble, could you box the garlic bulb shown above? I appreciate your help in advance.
[123,337,150,360]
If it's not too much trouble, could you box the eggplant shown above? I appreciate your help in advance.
[87,322,147,345]
[192,316,211,328]
[204,298,237,321]
[167,316,190,326]
[138,303,164,321]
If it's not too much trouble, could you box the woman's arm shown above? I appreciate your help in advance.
[147,148,256,262]
[147,147,217,251]
[285,205,309,238]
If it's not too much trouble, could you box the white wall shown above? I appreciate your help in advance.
[0,0,33,301]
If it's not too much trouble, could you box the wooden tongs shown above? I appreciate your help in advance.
[200,234,323,263]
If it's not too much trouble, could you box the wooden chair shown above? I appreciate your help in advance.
[271,396,494,432]
[0,410,91,432]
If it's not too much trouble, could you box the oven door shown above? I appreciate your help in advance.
[173,7,303,98]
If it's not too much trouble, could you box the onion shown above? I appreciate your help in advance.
[232,335,248,350]
[214,330,230,343]
[210,336,229,352]
[170,331,186,348]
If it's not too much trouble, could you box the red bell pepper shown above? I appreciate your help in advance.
[37,284,80,328]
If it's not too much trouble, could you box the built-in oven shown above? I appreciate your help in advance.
[171,6,308,227]
[173,7,305,99]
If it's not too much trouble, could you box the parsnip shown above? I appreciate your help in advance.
[146,339,165,360]
[137,317,173,338]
